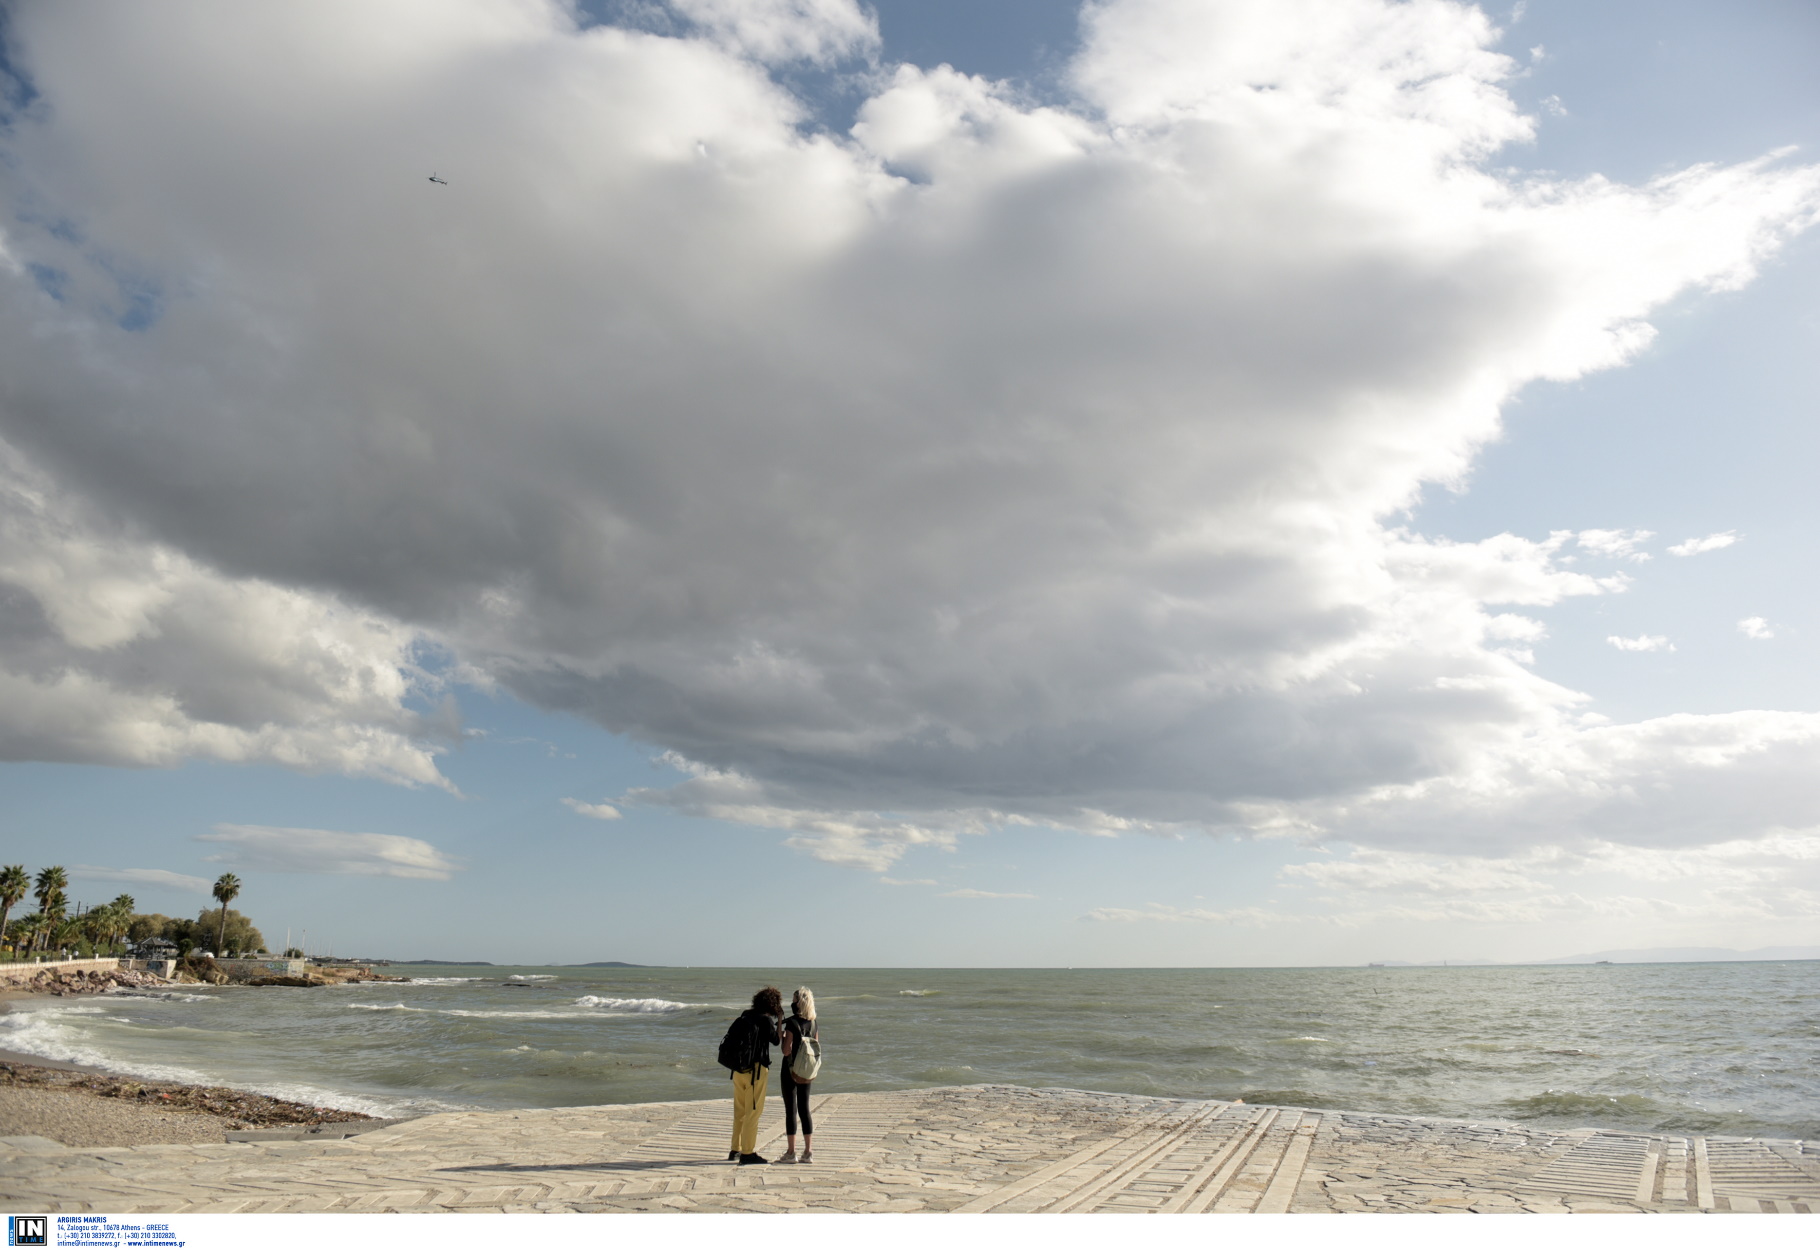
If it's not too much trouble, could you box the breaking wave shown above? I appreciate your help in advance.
[571,996,695,1013]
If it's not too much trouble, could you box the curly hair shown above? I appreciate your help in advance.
[752,985,783,1017]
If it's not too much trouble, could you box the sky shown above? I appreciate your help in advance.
[2,0,1819,967]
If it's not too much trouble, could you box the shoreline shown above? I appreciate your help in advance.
[1,991,377,1146]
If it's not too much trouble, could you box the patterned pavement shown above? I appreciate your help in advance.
[3,1085,1817,1214]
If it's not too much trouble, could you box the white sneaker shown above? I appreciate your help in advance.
[779,1149,798,1163]
[800,1150,814,1164]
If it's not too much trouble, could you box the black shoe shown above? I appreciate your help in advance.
[738,1153,769,1166]
[727,1150,740,1161]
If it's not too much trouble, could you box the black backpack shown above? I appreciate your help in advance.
[717,1011,757,1072]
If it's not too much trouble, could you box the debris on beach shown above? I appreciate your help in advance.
[0,1060,376,1129]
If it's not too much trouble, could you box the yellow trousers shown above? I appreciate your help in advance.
[730,1065,770,1155]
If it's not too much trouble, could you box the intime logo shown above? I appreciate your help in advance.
[7,1216,47,1247]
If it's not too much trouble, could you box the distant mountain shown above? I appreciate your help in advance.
[395,959,496,966]
[567,961,652,968]
[1535,946,1820,965]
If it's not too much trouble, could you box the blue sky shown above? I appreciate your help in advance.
[2,1,1819,966]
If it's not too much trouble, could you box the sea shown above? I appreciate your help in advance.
[5,962,1817,1140]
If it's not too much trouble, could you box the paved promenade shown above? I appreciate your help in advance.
[4,1085,1817,1214]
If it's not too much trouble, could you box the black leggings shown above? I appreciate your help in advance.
[783,1076,813,1136]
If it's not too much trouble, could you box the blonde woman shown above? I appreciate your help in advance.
[778,987,818,1163]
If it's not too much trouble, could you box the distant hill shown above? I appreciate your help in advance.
[395,959,496,966]
[1535,945,1820,965]
[567,961,652,968]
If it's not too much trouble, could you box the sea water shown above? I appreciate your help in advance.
[4,962,1816,1138]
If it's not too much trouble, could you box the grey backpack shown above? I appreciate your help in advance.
[789,1021,822,1083]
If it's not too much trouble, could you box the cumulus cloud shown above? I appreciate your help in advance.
[1606,634,1674,652]
[1186,833,1820,934]
[1249,712,1820,857]
[1575,528,1653,561]
[1738,616,1774,640]
[70,866,212,893]
[669,0,879,65]
[1669,532,1739,556]
[562,797,623,820]
[0,444,453,786]
[1,1,1818,870]
[196,825,459,880]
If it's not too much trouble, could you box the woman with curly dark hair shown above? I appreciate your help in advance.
[727,985,783,1165]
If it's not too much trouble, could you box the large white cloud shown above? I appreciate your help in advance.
[198,825,460,880]
[2,0,1818,868]
[0,441,450,785]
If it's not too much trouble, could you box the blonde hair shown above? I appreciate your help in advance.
[792,987,816,1020]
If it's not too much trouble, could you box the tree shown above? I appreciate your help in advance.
[211,874,241,955]
[165,918,198,958]
[33,867,67,953]
[193,908,264,955]
[38,889,67,954]
[128,913,173,946]
[104,896,136,953]
[7,914,44,953]
[79,907,109,952]
[0,866,26,954]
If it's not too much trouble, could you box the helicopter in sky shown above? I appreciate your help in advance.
[427,173,448,185]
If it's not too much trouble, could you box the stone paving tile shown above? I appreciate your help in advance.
[2,1085,1816,1214]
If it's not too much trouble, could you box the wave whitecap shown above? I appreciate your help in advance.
[0,1004,213,1090]
[572,995,694,1013]
[407,976,485,985]
[508,974,558,981]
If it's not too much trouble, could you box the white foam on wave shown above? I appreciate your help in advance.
[107,989,216,1003]
[508,974,558,981]
[571,995,693,1013]
[245,1080,468,1119]
[0,1002,215,1087]
[898,989,936,997]
[348,1001,652,1020]
[442,1009,604,1020]
[2,995,468,1120]
[407,977,485,985]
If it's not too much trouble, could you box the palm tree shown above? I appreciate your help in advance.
[0,866,27,957]
[106,895,136,954]
[36,889,68,955]
[53,914,84,954]
[79,908,108,953]
[33,867,66,953]
[212,873,241,955]
[8,913,44,953]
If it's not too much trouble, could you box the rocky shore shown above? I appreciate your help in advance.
[4,965,174,998]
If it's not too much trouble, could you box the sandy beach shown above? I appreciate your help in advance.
[1,990,375,1148]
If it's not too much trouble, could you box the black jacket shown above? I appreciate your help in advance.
[744,1010,782,1069]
